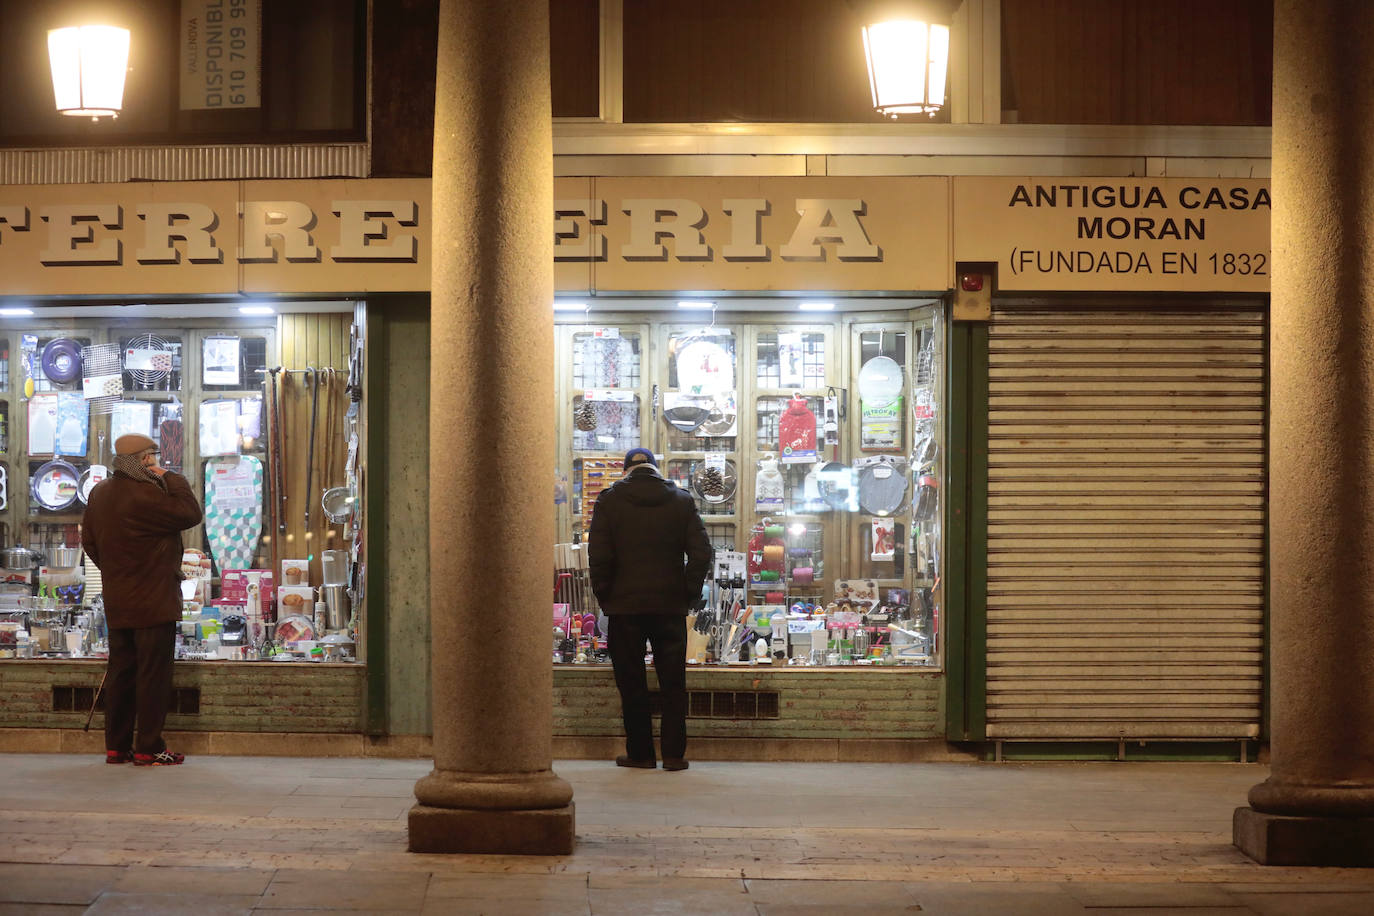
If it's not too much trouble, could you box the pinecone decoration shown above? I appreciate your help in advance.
[574,401,597,431]
[701,466,725,498]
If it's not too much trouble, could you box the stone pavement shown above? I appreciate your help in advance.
[1,754,1373,914]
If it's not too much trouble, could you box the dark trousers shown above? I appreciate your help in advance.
[607,614,688,762]
[104,622,176,755]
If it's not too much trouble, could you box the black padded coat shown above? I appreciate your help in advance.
[587,467,712,616]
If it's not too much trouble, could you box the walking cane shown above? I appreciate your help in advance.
[84,668,108,732]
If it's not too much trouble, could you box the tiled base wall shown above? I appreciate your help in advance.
[0,660,364,733]
[553,666,945,740]
[1,661,951,761]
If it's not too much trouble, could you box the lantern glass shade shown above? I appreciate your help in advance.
[862,19,949,117]
[48,25,131,118]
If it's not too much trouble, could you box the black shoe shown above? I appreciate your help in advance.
[662,758,689,771]
[615,755,656,769]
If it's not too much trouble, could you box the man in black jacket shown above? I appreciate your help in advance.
[588,447,711,771]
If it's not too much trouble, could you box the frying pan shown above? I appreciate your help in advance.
[41,338,83,385]
[32,455,80,511]
[78,430,108,504]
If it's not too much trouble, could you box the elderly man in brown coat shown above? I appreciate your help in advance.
[82,433,203,766]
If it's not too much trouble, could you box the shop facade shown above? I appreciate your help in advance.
[0,169,1273,762]
[0,179,417,751]
[949,177,1271,758]
[536,173,1272,762]
[540,177,953,758]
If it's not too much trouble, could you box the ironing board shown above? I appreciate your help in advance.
[204,455,264,575]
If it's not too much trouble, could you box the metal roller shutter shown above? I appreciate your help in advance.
[985,304,1265,739]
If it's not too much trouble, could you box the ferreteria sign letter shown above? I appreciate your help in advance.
[553,176,951,293]
[0,180,430,297]
[953,177,1271,293]
[0,177,951,297]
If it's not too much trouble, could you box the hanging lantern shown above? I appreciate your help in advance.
[48,25,131,120]
[862,18,949,118]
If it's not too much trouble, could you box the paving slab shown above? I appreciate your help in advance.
[2,754,1374,914]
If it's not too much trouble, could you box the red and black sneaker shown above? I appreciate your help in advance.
[105,750,132,765]
[132,750,185,767]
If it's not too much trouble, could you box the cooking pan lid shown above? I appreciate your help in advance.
[857,355,903,408]
[857,456,909,516]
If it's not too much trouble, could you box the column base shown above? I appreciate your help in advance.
[1234,807,1374,866]
[408,803,575,855]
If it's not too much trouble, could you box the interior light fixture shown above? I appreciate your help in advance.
[48,25,131,120]
[862,16,949,118]
[239,305,276,316]
[799,301,835,311]
[677,301,716,309]
[0,307,35,317]
[553,301,588,311]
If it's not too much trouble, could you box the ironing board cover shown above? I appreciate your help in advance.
[204,455,264,575]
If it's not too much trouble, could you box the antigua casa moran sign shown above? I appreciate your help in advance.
[953,177,1271,292]
[0,177,1268,298]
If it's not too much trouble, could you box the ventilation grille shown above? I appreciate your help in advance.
[52,686,199,715]
[686,690,780,719]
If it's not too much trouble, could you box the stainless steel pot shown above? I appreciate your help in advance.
[47,547,82,568]
[1,546,38,569]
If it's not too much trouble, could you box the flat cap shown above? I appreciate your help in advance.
[114,433,157,456]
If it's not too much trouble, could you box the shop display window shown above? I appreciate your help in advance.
[0,315,363,666]
[555,306,945,670]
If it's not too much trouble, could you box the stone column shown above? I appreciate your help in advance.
[1233,0,1374,866]
[409,0,574,855]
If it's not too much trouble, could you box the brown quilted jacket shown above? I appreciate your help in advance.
[81,469,203,629]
